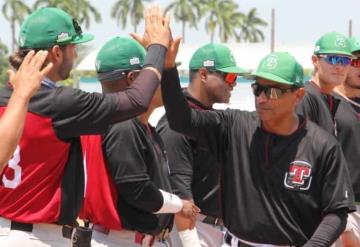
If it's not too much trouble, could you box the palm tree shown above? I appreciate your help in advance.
[33,0,101,29]
[111,0,152,33]
[200,0,243,43]
[0,39,9,85]
[2,0,31,52]
[165,0,201,43]
[237,8,267,43]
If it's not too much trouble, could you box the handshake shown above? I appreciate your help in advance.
[179,200,200,220]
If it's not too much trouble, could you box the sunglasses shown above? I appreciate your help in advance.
[251,82,299,99]
[208,71,238,85]
[73,19,83,36]
[318,55,352,66]
[351,58,360,68]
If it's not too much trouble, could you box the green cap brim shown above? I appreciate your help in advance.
[314,50,353,57]
[217,65,248,74]
[71,33,94,45]
[251,71,295,86]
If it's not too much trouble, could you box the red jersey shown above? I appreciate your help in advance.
[0,109,69,223]
[80,135,122,230]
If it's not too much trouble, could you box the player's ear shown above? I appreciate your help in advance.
[294,87,305,105]
[198,68,207,83]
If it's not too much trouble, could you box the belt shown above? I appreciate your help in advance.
[94,224,170,242]
[197,213,223,226]
[10,220,73,239]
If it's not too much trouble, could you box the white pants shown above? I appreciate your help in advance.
[333,205,360,247]
[221,229,290,247]
[0,217,71,247]
[91,227,170,247]
[170,220,224,247]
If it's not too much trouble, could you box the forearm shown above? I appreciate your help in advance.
[111,45,166,123]
[303,210,347,247]
[118,180,182,214]
[0,91,29,170]
[161,67,195,136]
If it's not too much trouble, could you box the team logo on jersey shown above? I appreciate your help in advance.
[284,160,312,191]
[262,54,278,70]
[334,35,346,48]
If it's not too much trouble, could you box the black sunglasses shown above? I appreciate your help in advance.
[251,82,299,99]
[73,19,83,36]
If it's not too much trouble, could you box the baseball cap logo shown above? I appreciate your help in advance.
[263,55,278,70]
[203,60,215,67]
[57,32,70,42]
[334,35,346,48]
[18,35,25,47]
[130,57,140,65]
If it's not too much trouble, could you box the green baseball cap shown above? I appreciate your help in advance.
[189,43,247,74]
[313,32,352,56]
[19,7,94,49]
[349,36,360,53]
[251,52,304,87]
[95,37,146,73]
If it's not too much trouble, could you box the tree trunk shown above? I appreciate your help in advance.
[11,20,16,52]
[134,24,137,33]
[210,30,214,43]
[182,21,185,44]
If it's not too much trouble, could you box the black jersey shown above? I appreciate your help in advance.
[334,94,360,201]
[102,118,173,234]
[297,81,340,136]
[157,90,221,218]
[161,68,355,246]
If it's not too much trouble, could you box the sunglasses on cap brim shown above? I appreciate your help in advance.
[318,54,352,66]
[251,82,299,99]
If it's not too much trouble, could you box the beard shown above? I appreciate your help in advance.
[58,53,73,80]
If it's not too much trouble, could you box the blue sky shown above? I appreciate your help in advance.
[1,0,359,51]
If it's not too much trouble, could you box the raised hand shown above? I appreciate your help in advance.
[165,36,182,69]
[8,50,53,99]
[130,5,171,49]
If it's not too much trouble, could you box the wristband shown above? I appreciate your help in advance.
[155,189,183,214]
[178,228,201,247]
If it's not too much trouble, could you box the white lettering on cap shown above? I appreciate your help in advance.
[203,60,215,67]
[130,57,140,65]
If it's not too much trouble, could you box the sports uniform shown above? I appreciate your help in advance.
[0,8,167,247]
[157,43,246,247]
[297,32,353,136]
[80,37,195,247]
[161,52,355,246]
[332,37,360,246]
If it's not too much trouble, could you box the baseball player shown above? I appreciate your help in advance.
[160,50,355,246]
[297,31,353,135]
[0,50,52,171]
[80,36,199,247]
[157,43,246,247]
[332,37,360,247]
[0,6,170,246]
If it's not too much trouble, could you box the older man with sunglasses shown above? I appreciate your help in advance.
[160,50,355,246]
[297,32,353,136]
[332,37,360,247]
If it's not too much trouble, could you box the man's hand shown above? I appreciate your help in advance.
[179,200,200,221]
[165,36,182,69]
[130,5,171,49]
[8,50,53,99]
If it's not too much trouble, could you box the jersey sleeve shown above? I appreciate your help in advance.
[52,69,160,139]
[157,117,194,199]
[102,121,150,183]
[320,142,356,213]
[297,93,319,123]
